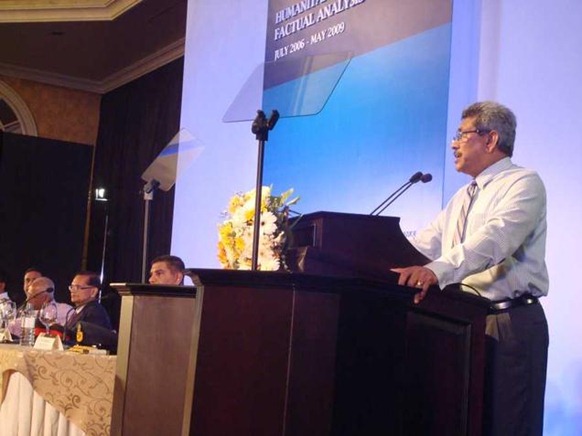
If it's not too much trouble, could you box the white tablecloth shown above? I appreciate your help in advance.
[0,372,85,436]
[0,344,116,436]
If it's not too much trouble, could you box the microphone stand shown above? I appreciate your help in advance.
[374,183,416,215]
[374,173,433,215]
[370,181,413,216]
[250,109,279,271]
[370,171,424,216]
[17,289,50,312]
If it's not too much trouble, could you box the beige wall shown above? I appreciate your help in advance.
[1,75,101,146]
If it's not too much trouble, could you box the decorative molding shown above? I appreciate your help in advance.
[0,79,38,136]
[0,0,142,23]
[0,38,185,94]
[99,38,185,94]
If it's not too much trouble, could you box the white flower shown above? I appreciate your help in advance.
[260,211,278,236]
[260,255,280,271]
[217,186,299,271]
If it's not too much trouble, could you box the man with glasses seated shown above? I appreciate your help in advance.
[67,271,112,329]
[66,271,117,351]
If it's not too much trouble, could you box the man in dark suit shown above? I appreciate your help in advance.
[67,271,117,350]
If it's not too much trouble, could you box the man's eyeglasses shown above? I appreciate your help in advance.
[452,129,490,142]
[68,285,94,291]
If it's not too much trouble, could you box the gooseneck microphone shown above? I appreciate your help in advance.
[17,288,53,311]
[377,172,433,214]
[370,171,426,216]
[26,289,51,302]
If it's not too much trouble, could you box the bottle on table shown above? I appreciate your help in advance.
[20,303,36,347]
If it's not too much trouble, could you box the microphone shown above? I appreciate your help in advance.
[25,289,52,303]
[421,173,433,183]
[18,288,52,311]
[377,172,433,214]
[409,171,424,184]
[370,171,423,216]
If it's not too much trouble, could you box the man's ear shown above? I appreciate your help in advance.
[485,131,499,152]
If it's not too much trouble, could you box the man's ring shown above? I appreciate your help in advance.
[416,281,424,287]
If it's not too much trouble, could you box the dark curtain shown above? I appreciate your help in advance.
[89,58,184,322]
[0,131,92,305]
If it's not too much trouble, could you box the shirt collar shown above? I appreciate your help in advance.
[474,157,513,189]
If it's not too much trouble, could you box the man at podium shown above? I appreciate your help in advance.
[392,101,548,436]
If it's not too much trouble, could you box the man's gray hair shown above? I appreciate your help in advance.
[462,101,517,157]
[31,276,55,293]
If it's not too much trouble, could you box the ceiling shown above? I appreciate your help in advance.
[0,0,188,94]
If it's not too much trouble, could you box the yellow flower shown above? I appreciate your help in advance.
[243,207,255,223]
[217,241,228,265]
[217,186,299,271]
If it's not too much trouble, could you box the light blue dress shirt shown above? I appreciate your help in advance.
[411,157,549,301]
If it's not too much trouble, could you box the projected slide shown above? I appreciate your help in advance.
[261,0,453,233]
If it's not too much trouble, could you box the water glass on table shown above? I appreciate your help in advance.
[39,301,58,336]
[0,301,16,342]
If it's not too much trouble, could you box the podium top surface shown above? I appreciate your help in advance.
[109,283,196,298]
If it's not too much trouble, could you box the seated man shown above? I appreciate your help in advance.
[23,267,42,291]
[66,271,112,330]
[148,255,185,285]
[22,267,42,306]
[8,276,73,337]
[66,271,117,352]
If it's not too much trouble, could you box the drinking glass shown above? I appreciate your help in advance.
[39,301,58,335]
[0,301,16,341]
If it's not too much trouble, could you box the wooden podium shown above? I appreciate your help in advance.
[111,213,489,436]
[286,211,430,279]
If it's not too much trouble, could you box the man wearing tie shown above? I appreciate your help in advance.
[392,101,548,436]
[67,271,112,330]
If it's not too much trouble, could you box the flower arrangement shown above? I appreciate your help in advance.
[217,186,299,271]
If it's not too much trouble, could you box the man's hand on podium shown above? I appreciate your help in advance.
[391,266,438,304]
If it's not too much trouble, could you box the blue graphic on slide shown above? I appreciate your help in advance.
[263,24,451,231]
